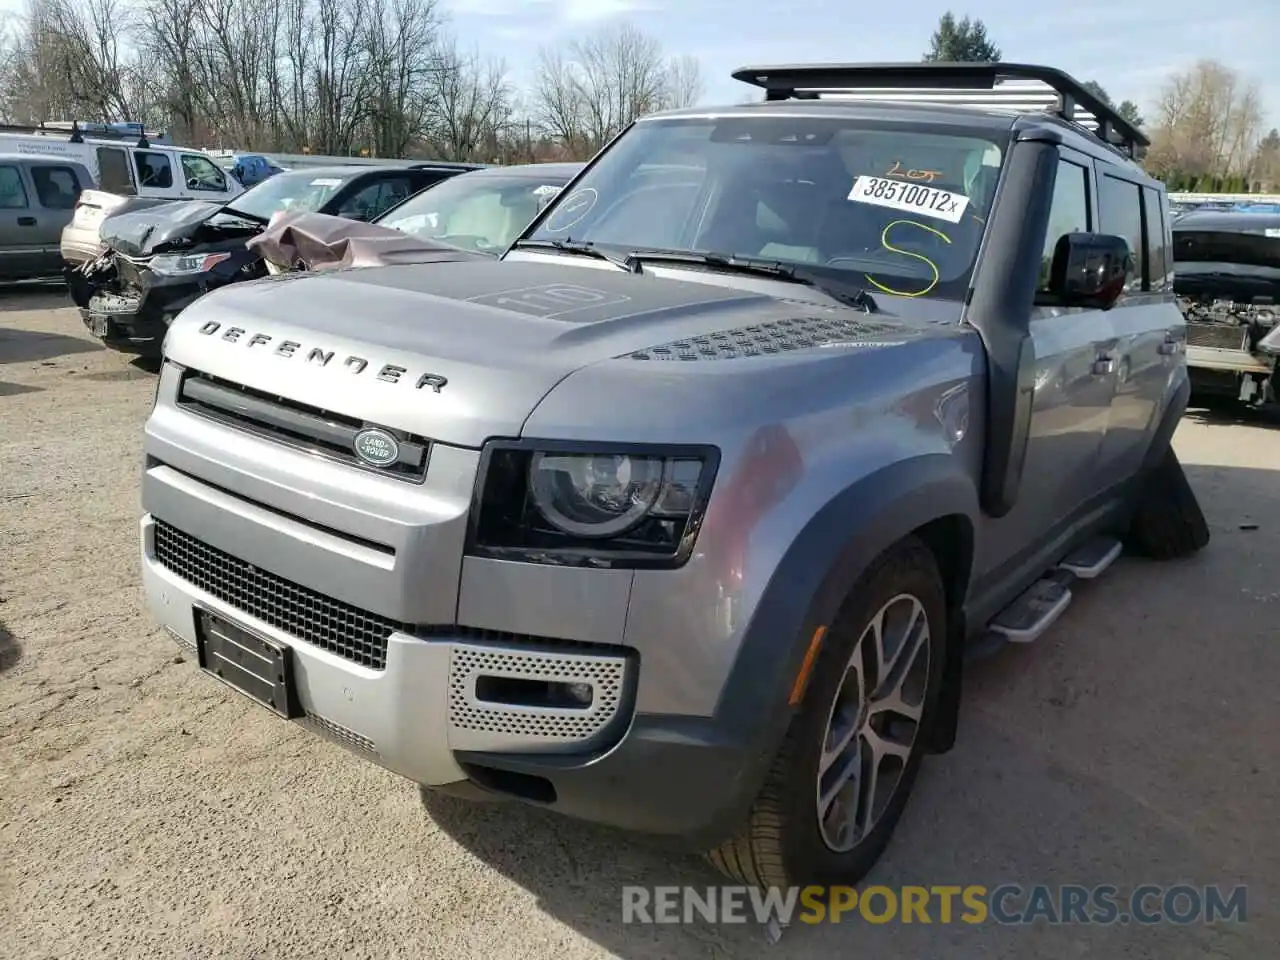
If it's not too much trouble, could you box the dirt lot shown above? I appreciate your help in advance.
[2,287,1278,959]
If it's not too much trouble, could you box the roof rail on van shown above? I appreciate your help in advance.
[0,119,160,149]
[730,62,1149,160]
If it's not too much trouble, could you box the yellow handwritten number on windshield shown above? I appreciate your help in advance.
[865,218,950,298]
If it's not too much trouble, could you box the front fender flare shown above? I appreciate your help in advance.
[715,454,979,766]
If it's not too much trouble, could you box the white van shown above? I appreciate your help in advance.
[0,123,243,203]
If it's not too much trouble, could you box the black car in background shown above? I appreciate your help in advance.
[69,162,479,355]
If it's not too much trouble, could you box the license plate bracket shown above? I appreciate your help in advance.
[195,609,301,719]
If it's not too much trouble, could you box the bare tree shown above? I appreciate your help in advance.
[1253,129,1280,191]
[0,0,705,160]
[427,38,512,161]
[530,22,701,158]
[361,0,445,157]
[1145,59,1264,182]
[0,0,146,123]
[664,53,702,109]
[530,46,589,157]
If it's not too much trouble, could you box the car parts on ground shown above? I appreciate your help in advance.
[1173,210,1280,406]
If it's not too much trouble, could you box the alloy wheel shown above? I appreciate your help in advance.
[815,593,932,853]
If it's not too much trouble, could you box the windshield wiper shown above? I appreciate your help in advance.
[511,238,640,272]
[219,205,269,224]
[627,250,877,311]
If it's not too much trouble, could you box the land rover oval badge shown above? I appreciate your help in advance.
[353,428,400,467]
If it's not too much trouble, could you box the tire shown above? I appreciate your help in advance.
[1125,446,1210,560]
[708,536,947,889]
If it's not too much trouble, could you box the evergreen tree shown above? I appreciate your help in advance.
[923,12,1002,62]
[1081,80,1145,130]
[1116,101,1144,129]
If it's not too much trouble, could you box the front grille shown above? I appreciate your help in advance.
[1186,322,1249,351]
[153,519,401,669]
[177,370,431,482]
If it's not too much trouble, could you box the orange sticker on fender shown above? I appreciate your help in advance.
[848,175,969,224]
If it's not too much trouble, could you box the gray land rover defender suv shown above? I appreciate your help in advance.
[139,63,1209,888]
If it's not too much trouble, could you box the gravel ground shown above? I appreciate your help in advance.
[2,287,1278,959]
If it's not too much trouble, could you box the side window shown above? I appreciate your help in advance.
[339,176,414,220]
[412,171,449,192]
[181,154,228,193]
[1098,174,1146,292]
[30,165,83,209]
[134,151,174,189]
[97,147,135,195]
[373,176,414,216]
[0,165,29,208]
[1038,158,1091,291]
[1142,186,1169,291]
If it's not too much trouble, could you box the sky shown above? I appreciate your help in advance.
[0,0,1275,130]
[441,0,1280,129]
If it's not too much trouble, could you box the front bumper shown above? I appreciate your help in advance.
[80,299,168,355]
[140,512,766,845]
[77,266,230,356]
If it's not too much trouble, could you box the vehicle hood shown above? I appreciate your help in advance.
[164,258,936,447]
[246,210,491,271]
[102,200,259,257]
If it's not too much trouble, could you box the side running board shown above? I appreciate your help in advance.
[987,569,1075,643]
[982,537,1124,646]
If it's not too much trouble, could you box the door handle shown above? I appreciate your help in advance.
[17,216,36,226]
[1093,355,1115,376]
[1158,333,1185,356]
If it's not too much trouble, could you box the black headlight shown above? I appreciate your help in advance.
[468,440,720,568]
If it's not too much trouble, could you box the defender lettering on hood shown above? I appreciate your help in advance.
[195,320,448,393]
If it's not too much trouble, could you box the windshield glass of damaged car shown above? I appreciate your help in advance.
[225,170,351,222]
[379,176,560,253]
[525,117,1005,301]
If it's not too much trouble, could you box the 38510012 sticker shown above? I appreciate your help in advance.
[847,175,970,224]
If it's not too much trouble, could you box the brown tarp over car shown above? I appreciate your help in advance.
[246,210,492,272]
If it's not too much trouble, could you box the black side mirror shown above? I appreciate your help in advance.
[1037,232,1132,311]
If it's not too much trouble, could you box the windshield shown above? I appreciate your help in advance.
[1173,229,1280,270]
[225,170,352,221]
[377,174,567,253]
[523,116,1005,301]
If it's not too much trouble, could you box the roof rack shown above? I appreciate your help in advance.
[0,119,162,149]
[730,62,1149,159]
